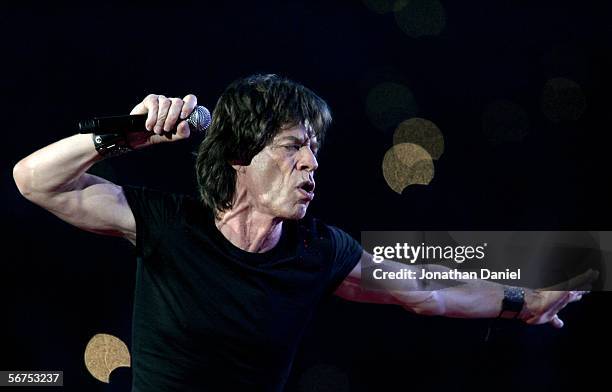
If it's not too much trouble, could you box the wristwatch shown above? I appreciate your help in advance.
[499,286,525,319]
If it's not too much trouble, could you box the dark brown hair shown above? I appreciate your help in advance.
[195,74,332,214]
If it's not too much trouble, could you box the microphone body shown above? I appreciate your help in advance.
[78,105,211,135]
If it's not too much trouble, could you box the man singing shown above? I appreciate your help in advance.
[13,74,587,391]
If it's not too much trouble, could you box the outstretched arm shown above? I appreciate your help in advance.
[334,251,590,328]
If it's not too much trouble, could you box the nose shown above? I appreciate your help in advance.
[297,146,318,172]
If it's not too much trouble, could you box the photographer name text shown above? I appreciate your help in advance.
[372,268,521,280]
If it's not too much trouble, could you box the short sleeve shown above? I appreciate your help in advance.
[326,225,363,293]
[122,185,183,259]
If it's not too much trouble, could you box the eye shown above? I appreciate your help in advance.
[284,145,301,151]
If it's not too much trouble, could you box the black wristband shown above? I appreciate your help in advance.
[499,286,525,319]
[92,133,132,158]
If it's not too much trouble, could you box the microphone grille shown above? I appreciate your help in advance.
[187,105,212,134]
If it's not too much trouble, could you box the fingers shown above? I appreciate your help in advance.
[544,291,586,327]
[182,94,197,119]
[143,94,160,132]
[176,120,191,139]
[530,290,587,326]
[154,96,172,135]
[131,93,197,141]
[550,314,564,328]
[168,95,195,140]
[526,292,566,325]
[523,291,568,325]
[165,98,184,132]
[522,286,589,328]
[568,290,587,303]
[547,291,573,318]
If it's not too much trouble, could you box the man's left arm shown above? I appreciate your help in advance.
[334,251,590,328]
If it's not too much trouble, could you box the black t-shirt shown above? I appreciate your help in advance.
[122,186,362,391]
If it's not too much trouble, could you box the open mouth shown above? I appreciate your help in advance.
[297,180,315,200]
[299,181,315,193]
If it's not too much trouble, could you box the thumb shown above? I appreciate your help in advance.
[125,121,191,148]
[550,315,564,328]
[144,122,190,145]
[174,121,191,140]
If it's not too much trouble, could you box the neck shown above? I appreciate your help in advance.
[215,203,283,253]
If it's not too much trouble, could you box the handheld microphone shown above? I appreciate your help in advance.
[78,105,212,135]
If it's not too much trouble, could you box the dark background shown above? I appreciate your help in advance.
[2,1,611,391]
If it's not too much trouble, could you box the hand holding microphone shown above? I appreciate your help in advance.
[79,94,211,152]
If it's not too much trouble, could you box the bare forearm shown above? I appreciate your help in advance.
[433,275,506,318]
[13,133,102,195]
[381,261,512,318]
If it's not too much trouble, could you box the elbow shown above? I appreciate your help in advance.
[13,159,35,198]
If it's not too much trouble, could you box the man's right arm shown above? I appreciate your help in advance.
[12,93,198,244]
[13,134,137,241]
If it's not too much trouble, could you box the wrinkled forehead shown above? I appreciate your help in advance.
[275,121,317,141]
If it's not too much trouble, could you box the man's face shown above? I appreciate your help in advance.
[236,124,319,220]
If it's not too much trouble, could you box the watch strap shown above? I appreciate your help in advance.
[499,286,525,319]
[92,133,132,158]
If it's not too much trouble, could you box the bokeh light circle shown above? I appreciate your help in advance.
[393,117,444,159]
[382,143,434,193]
[84,333,131,383]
